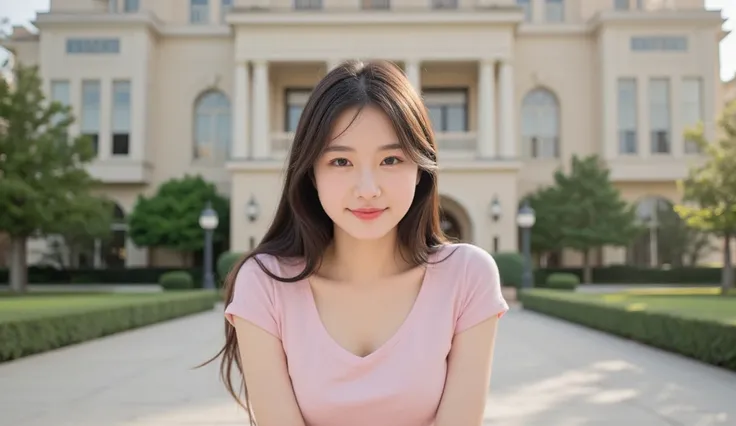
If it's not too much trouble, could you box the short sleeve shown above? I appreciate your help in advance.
[454,245,510,334]
[224,256,282,339]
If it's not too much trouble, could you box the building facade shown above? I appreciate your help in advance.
[2,0,726,268]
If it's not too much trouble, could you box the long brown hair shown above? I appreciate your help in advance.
[200,59,449,422]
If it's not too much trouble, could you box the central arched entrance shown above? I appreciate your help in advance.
[439,195,473,243]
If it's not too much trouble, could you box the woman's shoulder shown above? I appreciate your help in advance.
[237,253,305,277]
[432,242,498,272]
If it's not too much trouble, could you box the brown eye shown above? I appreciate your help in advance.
[329,158,351,167]
[381,156,402,166]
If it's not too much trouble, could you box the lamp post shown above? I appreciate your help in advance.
[489,196,502,222]
[199,201,219,290]
[516,200,536,289]
[246,195,260,223]
[489,196,502,252]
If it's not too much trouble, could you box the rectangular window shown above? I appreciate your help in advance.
[431,0,457,9]
[614,0,629,10]
[631,36,688,52]
[124,0,139,12]
[517,0,532,22]
[285,89,311,132]
[682,77,703,154]
[362,0,390,9]
[649,78,671,154]
[81,80,101,155]
[50,80,70,126]
[294,0,323,9]
[617,78,638,154]
[424,90,468,132]
[191,0,210,23]
[545,0,564,22]
[112,80,131,156]
[221,0,232,22]
[66,38,120,54]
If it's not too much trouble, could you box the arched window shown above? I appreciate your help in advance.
[521,88,560,159]
[193,91,231,162]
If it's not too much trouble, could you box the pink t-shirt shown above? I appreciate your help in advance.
[224,243,509,426]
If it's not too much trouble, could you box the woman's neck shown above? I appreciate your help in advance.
[320,228,409,283]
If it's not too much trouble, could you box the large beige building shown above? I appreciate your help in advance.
[2,0,727,269]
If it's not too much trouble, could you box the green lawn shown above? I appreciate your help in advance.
[0,291,220,323]
[531,287,736,325]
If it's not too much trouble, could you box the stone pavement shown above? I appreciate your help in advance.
[2,303,735,426]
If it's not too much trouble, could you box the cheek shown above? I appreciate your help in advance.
[314,169,347,211]
[383,167,419,205]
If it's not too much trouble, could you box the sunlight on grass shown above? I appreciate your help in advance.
[623,287,722,296]
[625,303,648,311]
[602,294,629,303]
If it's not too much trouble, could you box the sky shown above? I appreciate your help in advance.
[0,0,734,81]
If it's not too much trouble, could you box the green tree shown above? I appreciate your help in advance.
[554,155,640,283]
[655,203,715,267]
[128,175,229,266]
[0,63,107,292]
[53,195,116,268]
[524,185,565,260]
[674,101,736,295]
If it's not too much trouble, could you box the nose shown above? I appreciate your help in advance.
[354,169,381,199]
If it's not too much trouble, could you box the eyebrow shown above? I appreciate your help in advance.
[323,143,402,153]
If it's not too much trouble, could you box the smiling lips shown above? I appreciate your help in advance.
[349,208,387,221]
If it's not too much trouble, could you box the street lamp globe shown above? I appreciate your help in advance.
[489,196,502,221]
[246,195,260,223]
[516,202,536,229]
[199,203,219,230]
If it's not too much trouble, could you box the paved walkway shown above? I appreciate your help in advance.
[2,304,735,426]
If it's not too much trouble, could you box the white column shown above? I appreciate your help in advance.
[231,61,249,159]
[99,79,112,160]
[131,54,149,161]
[405,60,421,92]
[477,58,496,158]
[671,75,683,157]
[636,75,650,158]
[499,61,516,158]
[251,60,270,159]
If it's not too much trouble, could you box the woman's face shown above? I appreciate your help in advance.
[313,105,419,242]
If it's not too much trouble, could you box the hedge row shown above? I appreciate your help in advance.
[518,290,736,372]
[0,267,204,286]
[533,266,722,286]
[0,252,723,287]
[0,291,221,362]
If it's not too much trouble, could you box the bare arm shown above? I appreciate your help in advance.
[434,315,500,426]
[233,316,307,426]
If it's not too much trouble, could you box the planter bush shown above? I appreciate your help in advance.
[159,271,194,290]
[217,251,245,284]
[545,272,579,290]
[493,252,525,287]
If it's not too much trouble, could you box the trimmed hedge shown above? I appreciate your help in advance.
[545,272,579,290]
[493,252,525,287]
[217,251,245,284]
[0,266,203,286]
[0,291,220,362]
[159,271,195,290]
[519,290,736,372]
[534,265,721,285]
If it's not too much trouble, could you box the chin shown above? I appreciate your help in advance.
[333,218,399,242]
[341,228,396,241]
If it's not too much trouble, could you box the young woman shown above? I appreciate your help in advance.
[206,59,508,426]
